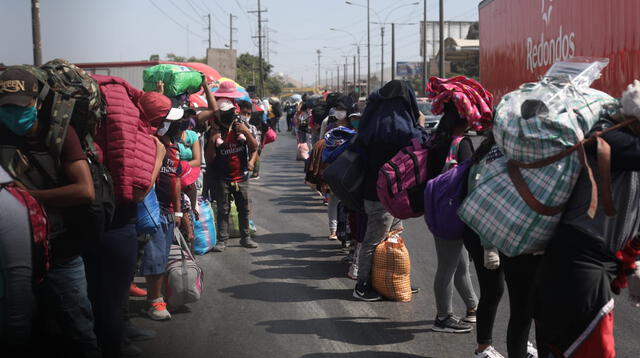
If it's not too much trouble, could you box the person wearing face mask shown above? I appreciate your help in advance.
[348,112,361,130]
[0,68,99,355]
[319,96,352,138]
[205,91,259,252]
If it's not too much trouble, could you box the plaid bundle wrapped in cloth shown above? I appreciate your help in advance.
[427,76,494,132]
[459,83,617,256]
[372,231,412,301]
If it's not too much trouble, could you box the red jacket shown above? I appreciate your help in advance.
[92,75,156,203]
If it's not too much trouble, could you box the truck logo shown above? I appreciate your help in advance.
[527,0,575,73]
[541,0,553,25]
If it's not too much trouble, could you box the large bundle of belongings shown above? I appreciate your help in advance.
[143,64,204,98]
[458,58,622,256]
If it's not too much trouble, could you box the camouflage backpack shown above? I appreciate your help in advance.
[40,58,105,155]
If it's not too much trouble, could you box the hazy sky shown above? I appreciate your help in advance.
[1,0,479,86]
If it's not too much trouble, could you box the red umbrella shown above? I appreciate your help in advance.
[181,62,221,84]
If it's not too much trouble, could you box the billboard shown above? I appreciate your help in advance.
[396,62,424,77]
[420,21,475,59]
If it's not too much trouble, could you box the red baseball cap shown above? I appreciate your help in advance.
[138,92,184,127]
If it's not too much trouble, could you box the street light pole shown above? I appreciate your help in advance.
[422,0,427,95]
[367,0,370,95]
[439,0,445,77]
[317,49,321,91]
[380,26,385,85]
[391,23,395,80]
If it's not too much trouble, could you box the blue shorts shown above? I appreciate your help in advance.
[140,214,174,276]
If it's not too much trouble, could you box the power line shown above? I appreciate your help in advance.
[148,0,206,39]
[169,0,206,26]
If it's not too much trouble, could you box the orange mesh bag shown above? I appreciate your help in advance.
[372,231,412,302]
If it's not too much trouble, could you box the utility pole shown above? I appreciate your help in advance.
[353,55,356,94]
[391,23,395,80]
[357,45,361,89]
[380,26,385,85]
[249,1,267,97]
[337,65,340,93]
[31,0,42,66]
[325,70,328,89]
[229,13,234,49]
[317,50,321,91]
[367,0,370,95]
[207,14,211,49]
[422,0,427,95]
[439,0,445,78]
[344,58,348,93]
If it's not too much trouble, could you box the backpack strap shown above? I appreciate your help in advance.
[507,118,635,216]
[443,136,464,171]
[45,93,75,159]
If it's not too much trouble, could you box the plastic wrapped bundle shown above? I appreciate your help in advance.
[459,58,620,256]
[143,64,203,97]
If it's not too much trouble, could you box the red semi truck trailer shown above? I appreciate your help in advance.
[479,0,640,100]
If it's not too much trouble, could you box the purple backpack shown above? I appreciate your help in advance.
[377,138,429,219]
[424,137,471,239]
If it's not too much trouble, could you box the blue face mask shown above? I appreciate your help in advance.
[350,119,360,129]
[0,105,38,136]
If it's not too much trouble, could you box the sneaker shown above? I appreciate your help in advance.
[432,314,472,333]
[129,283,147,297]
[124,320,156,342]
[250,175,260,180]
[341,240,352,251]
[122,338,143,357]
[411,286,421,294]
[347,263,358,280]
[353,282,382,302]
[526,341,538,358]
[240,238,259,248]
[213,241,226,252]
[463,309,477,323]
[146,298,171,321]
[328,232,338,241]
[474,346,505,358]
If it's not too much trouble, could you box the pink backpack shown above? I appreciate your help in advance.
[377,138,429,219]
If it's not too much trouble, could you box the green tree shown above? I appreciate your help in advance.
[149,54,160,61]
[236,53,272,88]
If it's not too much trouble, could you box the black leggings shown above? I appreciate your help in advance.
[501,253,542,358]
[463,231,505,346]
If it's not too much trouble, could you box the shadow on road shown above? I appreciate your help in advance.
[219,281,349,302]
[301,352,432,358]
[251,247,340,259]
[257,316,433,346]
[253,233,319,245]
[250,259,347,280]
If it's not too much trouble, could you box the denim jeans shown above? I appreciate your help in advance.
[44,256,99,356]
[356,200,403,285]
[141,213,175,276]
[215,180,251,242]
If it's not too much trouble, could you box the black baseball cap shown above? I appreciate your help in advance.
[0,68,39,107]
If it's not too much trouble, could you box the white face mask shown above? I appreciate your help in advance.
[240,114,250,122]
[333,110,347,121]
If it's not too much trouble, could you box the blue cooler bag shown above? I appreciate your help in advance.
[137,187,161,235]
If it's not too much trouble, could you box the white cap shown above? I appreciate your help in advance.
[165,107,184,120]
[217,98,235,112]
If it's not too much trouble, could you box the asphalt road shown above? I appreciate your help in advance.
[131,126,640,358]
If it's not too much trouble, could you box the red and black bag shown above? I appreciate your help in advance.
[1,182,50,284]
